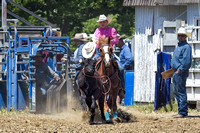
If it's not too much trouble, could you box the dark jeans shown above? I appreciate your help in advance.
[36,87,46,113]
[172,72,188,116]
[119,70,125,89]
[74,70,81,88]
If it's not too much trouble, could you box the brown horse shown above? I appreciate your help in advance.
[95,36,122,122]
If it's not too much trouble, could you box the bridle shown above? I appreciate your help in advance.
[99,44,113,68]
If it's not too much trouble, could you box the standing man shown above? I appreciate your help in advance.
[115,35,133,104]
[171,27,191,118]
[23,51,60,113]
[115,35,133,71]
[70,33,88,84]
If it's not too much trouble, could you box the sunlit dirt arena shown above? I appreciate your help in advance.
[0,106,200,133]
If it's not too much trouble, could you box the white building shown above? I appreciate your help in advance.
[123,0,200,102]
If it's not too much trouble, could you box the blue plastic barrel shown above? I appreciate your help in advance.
[124,71,134,106]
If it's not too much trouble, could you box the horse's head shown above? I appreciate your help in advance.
[83,58,96,76]
[98,36,113,67]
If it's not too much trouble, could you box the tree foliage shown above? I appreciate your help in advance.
[5,0,135,47]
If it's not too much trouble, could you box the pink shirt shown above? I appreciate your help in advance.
[94,27,119,47]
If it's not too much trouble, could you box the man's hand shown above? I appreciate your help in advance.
[61,57,67,62]
[79,59,83,63]
[22,74,28,80]
[55,77,60,81]
[175,70,179,74]
[96,41,99,45]
[22,76,28,80]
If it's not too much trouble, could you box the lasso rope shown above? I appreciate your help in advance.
[82,68,111,95]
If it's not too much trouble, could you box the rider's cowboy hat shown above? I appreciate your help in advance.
[96,14,112,24]
[71,33,89,42]
[46,29,61,37]
[82,42,96,58]
[117,34,126,40]
[177,27,191,37]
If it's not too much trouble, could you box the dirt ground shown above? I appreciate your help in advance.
[0,106,200,133]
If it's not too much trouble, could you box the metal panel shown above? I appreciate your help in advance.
[163,20,184,46]
[0,81,6,108]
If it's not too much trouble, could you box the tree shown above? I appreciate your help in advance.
[6,0,135,47]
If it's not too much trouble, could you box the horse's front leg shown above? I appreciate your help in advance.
[112,90,119,119]
[104,96,112,123]
[86,98,95,125]
[91,95,96,109]
[79,89,88,111]
[98,94,106,123]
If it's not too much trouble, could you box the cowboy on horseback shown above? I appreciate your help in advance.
[94,14,119,48]
[93,14,127,122]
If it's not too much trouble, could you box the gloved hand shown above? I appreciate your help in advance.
[40,88,46,95]
[55,77,60,82]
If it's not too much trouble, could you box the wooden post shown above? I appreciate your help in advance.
[196,101,200,111]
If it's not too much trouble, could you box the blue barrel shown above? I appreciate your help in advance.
[124,71,134,106]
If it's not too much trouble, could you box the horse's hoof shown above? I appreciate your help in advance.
[101,119,106,124]
[113,117,122,123]
[89,120,94,125]
[105,119,113,124]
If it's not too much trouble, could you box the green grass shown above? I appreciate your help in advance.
[0,107,29,115]
[0,102,198,115]
[129,102,198,114]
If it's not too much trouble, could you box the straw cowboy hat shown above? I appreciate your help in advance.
[177,27,191,37]
[46,29,61,37]
[96,14,112,24]
[71,33,89,42]
[117,34,126,40]
[82,42,96,58]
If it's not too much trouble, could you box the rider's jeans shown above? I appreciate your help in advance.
[75,70,81,85]
[116,60,125,89]
[172,72,188,116]
[116,60,123,71]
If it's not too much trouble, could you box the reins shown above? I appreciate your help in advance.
[82,67,111,95]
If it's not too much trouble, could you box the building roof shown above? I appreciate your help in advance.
[177,0,199,3]
[123,0,198,6]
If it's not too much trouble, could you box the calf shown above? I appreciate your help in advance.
[77,59,105,124]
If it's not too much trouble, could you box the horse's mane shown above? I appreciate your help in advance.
[99,36,111,47]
